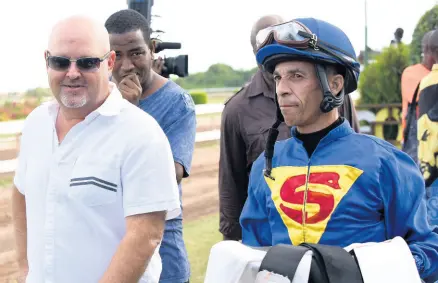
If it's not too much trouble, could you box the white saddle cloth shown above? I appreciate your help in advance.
[204,237,422,283]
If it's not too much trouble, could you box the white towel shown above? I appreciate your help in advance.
[204,241,312,283]
[204,241,267,283]
[345,236,422,283]
[204,237,422,283]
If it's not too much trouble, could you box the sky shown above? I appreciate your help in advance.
[0,0,436,93]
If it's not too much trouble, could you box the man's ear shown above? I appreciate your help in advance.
[150,39,157,55]
[329,74,344,97]
[107,50,116,72]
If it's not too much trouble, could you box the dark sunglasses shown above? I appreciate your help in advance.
[45,51,111,72]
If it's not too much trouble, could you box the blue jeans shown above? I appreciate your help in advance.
[158,218,190,283]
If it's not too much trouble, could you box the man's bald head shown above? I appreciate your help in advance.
[421,30,437,69]
[426,30,438,61]
[250,15,284,54]
[45,15,116,117]
[48,15,110,54]
[427,30,438,51]
[422,30,434,51]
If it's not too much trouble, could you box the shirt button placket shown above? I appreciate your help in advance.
[44,158,59,283]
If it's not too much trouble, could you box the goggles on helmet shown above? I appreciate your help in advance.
[255,20,360,73]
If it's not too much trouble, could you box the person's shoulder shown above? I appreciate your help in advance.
[119,104,169,150]
[347,133,414,166]
[402,63,426,81]
[162,80,195,113]
[346,132,395,152]
[420,69,438,91]
[21,100,54,129]
[120,100,163,130]
[224,84,249,105]
[222,84,251,118]
[27,100,52,118]
[402,63,419,74]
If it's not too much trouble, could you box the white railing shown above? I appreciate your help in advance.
[0,104,224,174]
[0,103,225,136]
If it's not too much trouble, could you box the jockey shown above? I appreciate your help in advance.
[239,17,438,281]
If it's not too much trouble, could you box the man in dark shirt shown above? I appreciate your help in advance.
[418,30,438,188]
[218,15,361,241]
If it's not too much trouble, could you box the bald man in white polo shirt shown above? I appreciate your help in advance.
[11,15,180,283]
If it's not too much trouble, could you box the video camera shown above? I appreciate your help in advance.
[127,0,189,78]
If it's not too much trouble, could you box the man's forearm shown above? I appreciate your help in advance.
[11,187,27,270]
[99,232,161,283]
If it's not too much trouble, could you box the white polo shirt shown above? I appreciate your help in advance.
[13,83,181,283]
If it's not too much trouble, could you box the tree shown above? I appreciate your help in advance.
[358,44,410,106]
[410,5,438,64]
[173,63,257,89]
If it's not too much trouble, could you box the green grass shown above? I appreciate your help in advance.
[0,134,18,138]
[0,176,13,188]
[184,213,221,283]
[195,140,220,149]
[196,112,221,119]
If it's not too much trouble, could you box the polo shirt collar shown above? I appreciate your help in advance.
[97,82,123,116]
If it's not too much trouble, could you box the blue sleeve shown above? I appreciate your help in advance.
[381,149,438,280]
[166,94,196,177]
[240,160,272,247]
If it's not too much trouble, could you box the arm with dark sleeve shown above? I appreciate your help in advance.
[339,94,360,133]
[418,86,438,118]
[165,99,196,183]
[381,149,438,280]
[240,161,272,247]
[219,103,249,240]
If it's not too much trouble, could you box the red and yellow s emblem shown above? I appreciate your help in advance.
[265,165,363,245]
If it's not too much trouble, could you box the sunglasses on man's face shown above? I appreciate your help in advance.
[46,51,111,72]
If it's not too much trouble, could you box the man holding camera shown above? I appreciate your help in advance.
[105,9,196,283]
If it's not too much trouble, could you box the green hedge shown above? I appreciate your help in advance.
[410,5,438,64]
[358,44,410,106]
[190,91,208,105]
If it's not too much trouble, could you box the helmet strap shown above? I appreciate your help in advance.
[263,119,281,180]
[315,64,345,113]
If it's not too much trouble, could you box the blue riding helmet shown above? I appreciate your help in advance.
[256,18,361,179]
[256,17,360,97]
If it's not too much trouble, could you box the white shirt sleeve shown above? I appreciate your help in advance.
[121,118,181,220]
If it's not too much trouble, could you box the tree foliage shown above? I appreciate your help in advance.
[410,5,438,64]
[173,63,257,89]
[358,44,410,106]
